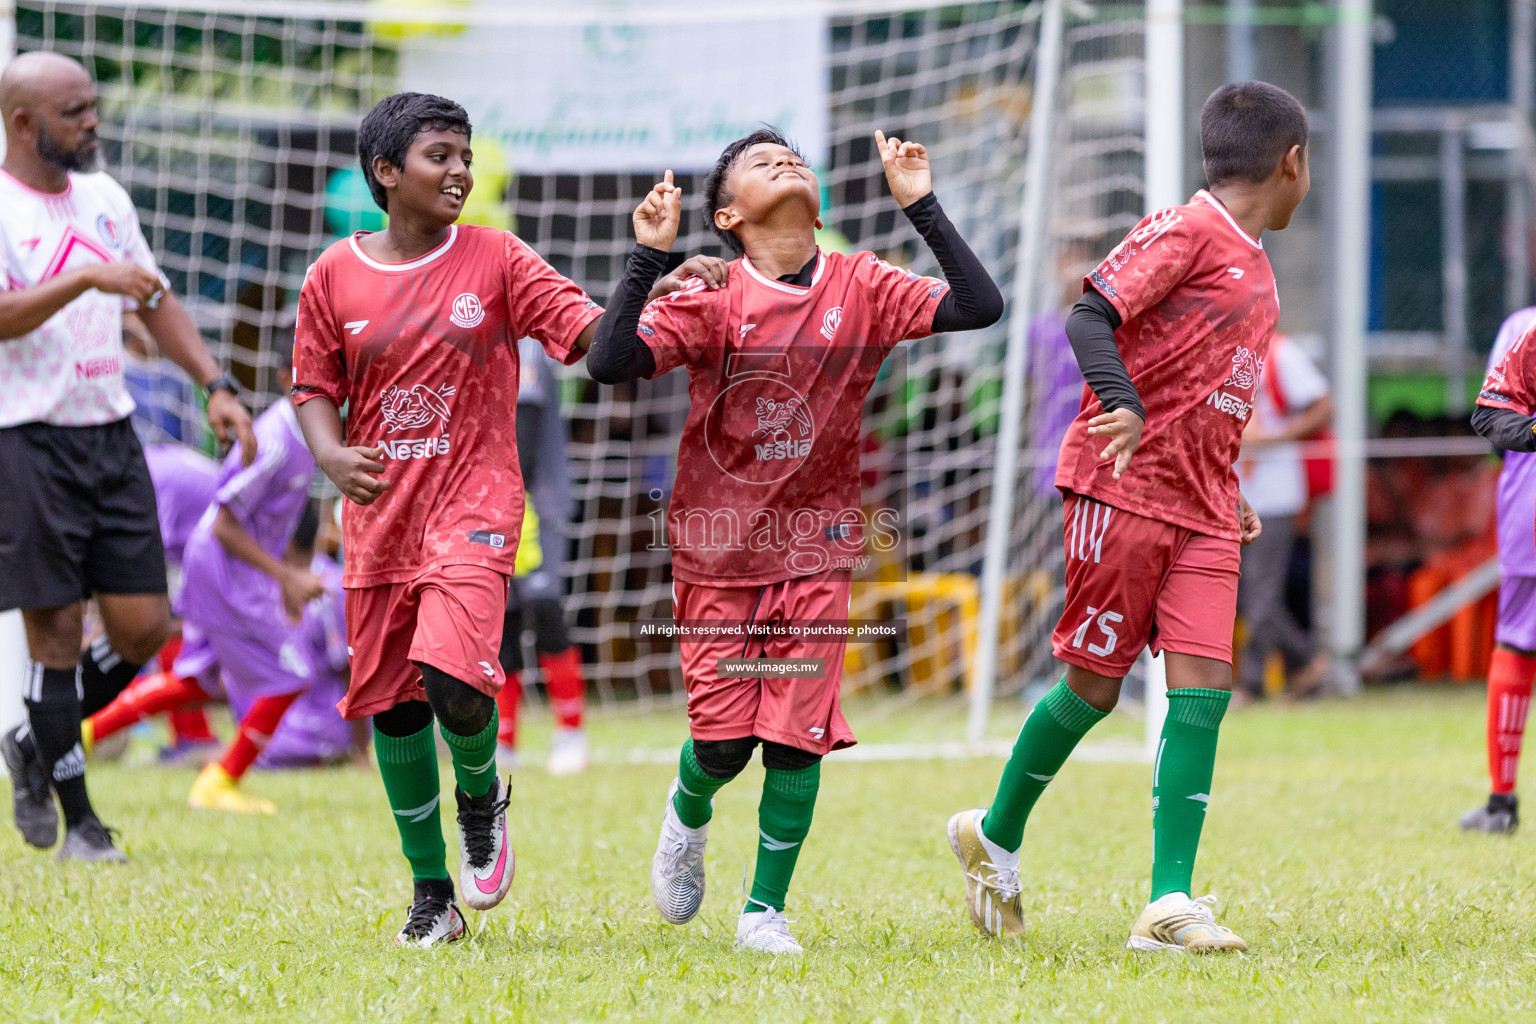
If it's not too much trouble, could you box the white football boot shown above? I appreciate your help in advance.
[735,906,803,954]
[651,779,708,924]
[395,884,468,949]
[455,775,515,911]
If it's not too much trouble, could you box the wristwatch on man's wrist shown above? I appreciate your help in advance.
[204,372,241,399]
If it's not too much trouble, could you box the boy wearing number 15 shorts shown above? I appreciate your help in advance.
[949,82,1312,953]
[291,93,604,948]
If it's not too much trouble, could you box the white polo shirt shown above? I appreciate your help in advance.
[1237,335,1331,518]
[0,168,163,428]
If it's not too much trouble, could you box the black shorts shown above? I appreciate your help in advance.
[497,573,571,671]
[0,418,168,611]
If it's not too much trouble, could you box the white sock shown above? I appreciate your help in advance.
[1149,891,1191,908]
[975,812,1019,864]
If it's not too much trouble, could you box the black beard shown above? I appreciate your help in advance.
[36,126,100,174]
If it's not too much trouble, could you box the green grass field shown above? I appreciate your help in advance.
[3,686,1533,1023]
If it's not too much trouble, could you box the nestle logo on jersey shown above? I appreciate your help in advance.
[381,436,451,459]
[1206,389,1252,419]
[752,397,814,463]
[75,357,119,379]
[756,438,814,462]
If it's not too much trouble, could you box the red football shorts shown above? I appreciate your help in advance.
[1051,491,1241,677]
[341,562,509,720]
[674,568,857,756]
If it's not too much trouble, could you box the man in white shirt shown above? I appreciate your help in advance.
[1235,334,1332,698]
[0,52,255,863]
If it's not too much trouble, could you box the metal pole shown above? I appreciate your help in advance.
[1442,125,1469,414]
[1330,0,1373,693]
[1137,0,1184,747]
[1226,0,1257,84]
[1509,0,1533,313]
[966,0,1065,744]
[1146,0,1186,211]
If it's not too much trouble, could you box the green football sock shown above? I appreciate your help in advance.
[1150,687,1230,902]
[672,738,736,829]
[374,723,449,883]
[440,712,499,799]
[982,676,1108,852]
[746,762,820,913]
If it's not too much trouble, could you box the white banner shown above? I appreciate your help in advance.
[399,17,828,172]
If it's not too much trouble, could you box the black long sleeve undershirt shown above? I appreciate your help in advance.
[1471,403,1536,452]
[586,244,668,384]
[1065,287,1145,422]
[586,192,1002,385]
[903,192,1004,333]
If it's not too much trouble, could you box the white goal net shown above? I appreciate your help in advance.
[9,1,1146,724]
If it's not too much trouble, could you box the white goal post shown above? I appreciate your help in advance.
[7,1,1150,734]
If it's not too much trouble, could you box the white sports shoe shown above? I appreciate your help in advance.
[546,727,589,776]
[651,779,708,924]
[455,775,515,912]
[736,907,803,954]
[395,885,468,949]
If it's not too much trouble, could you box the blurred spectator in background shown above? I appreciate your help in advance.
[495,337,589,775]
[1236,334,1333,699]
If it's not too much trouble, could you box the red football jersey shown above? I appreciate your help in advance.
[641,249,946,585]
[292,224,602,587]
[1478,319,1536,415]
[1056,190,1281,541]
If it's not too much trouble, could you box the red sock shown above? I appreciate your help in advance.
[1487,647,1536,794]
[220,692,300,781]
[169,709,217,745]
[158,634,183,675]
[541,648,586,730]
[90,671,212,742]
[497,672,522,747]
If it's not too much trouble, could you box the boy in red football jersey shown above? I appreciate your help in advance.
[1470,313,1536,831]
[291,93,606,948]
[589,128,1003,953]
[948,82,1310,952]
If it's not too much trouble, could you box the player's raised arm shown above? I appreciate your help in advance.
[587,171,693,384]
[876,130,1003,334]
